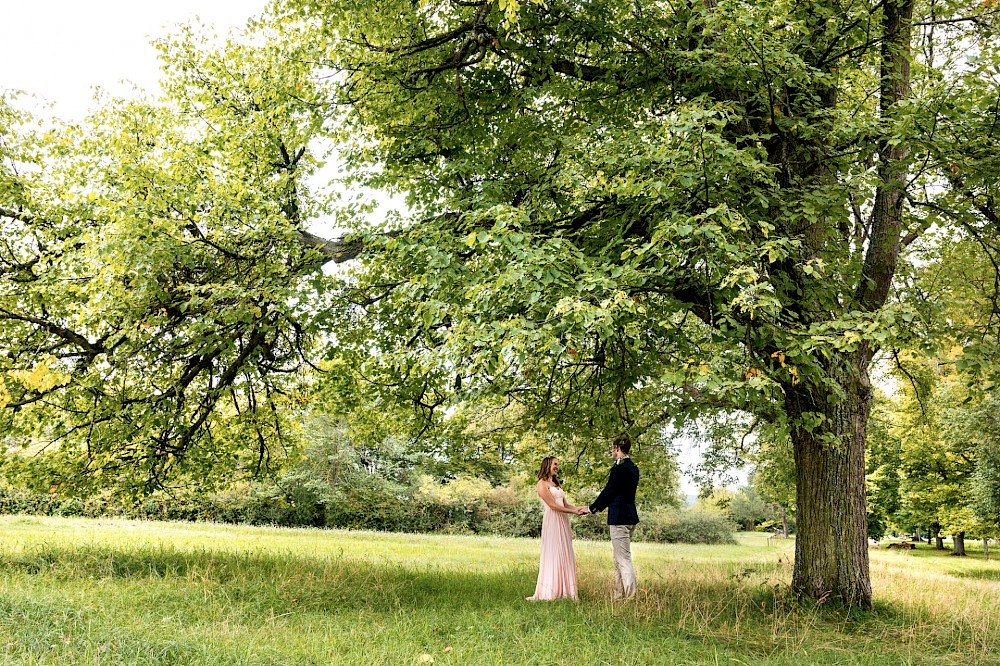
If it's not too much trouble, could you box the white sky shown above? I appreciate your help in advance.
[0,0,269,119]
[0,0,725,496]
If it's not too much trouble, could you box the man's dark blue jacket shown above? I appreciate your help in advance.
[589,457,640,525]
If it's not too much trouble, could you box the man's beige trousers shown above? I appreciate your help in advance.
[610,524,637,599]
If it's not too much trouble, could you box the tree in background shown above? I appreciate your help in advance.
[749,430,796,538]
[914,232,1000,557]
[688,413,795,537]
[853,223,1000,553]
[970,402,1000,526]
[971,429,1000,560]
[631,428,686,510]
[727,485,774,532]
[890,357,976,552]
[865,392,902,542]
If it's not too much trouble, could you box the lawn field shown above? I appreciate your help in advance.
[0,516,998,665]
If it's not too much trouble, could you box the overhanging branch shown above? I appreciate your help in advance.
[298,228,403,265]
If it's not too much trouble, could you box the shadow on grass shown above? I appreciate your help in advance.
[2,540,996,664]
[0,542,796,619]
[0,543,916,615]
[0,591,284,666]
[950,567,1000,582]
[0,542,537,612]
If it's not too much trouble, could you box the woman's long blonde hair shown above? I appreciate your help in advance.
[537,456,560,487]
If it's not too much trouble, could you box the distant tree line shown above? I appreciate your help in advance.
[1,416,736,544]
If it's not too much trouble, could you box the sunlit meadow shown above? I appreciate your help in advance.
[0,516,997,665]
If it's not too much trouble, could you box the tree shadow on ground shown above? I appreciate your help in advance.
[948,567,1000,581]
[1,541,995,664]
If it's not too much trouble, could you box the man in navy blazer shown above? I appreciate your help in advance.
[582,434,640,599]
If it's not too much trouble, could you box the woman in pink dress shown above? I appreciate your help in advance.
[527,456,586,601]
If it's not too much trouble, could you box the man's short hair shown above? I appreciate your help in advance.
[613,433,632,455]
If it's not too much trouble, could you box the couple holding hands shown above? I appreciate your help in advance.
[527,435,640,602]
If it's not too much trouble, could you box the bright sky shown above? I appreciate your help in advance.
[0,0,726,496]
[1,0,269,119]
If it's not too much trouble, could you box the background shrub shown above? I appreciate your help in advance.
[0,480,736,544]
[0,420,735,545]
[637,509,738,544]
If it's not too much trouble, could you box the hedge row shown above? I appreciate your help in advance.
[0,481,736,545]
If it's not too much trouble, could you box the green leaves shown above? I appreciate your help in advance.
[2,0,999,505]
[0,23,333,493]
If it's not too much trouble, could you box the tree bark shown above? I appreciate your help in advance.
[298,229,404,265]
[786,354,872,607]
[931,522,944,549]
[952,532,967,556]
[780,506,789,539]
[856,0,914,313]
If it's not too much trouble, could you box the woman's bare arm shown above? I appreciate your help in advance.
[536,481,578,514]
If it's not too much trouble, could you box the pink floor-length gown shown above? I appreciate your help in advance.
[527,487,578,600]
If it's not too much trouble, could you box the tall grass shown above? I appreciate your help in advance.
[0,516,997,664]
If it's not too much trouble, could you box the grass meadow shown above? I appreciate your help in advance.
[0,516,997,665]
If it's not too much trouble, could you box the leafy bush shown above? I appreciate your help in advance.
[413,476,542,536]
[325,473,424,532]
[637,509,738,544]
[0,486,60,515]
[0,474,735,544]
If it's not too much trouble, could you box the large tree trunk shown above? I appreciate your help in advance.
[952,532,967,556]
[783,0,913,609]
[786,354,872,607]
[931,522,944,549]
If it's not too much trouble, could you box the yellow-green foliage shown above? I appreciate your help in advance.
[7,355,71,393]
[415,474,498,506]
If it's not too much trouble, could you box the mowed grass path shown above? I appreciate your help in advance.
[0,517,998,665]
